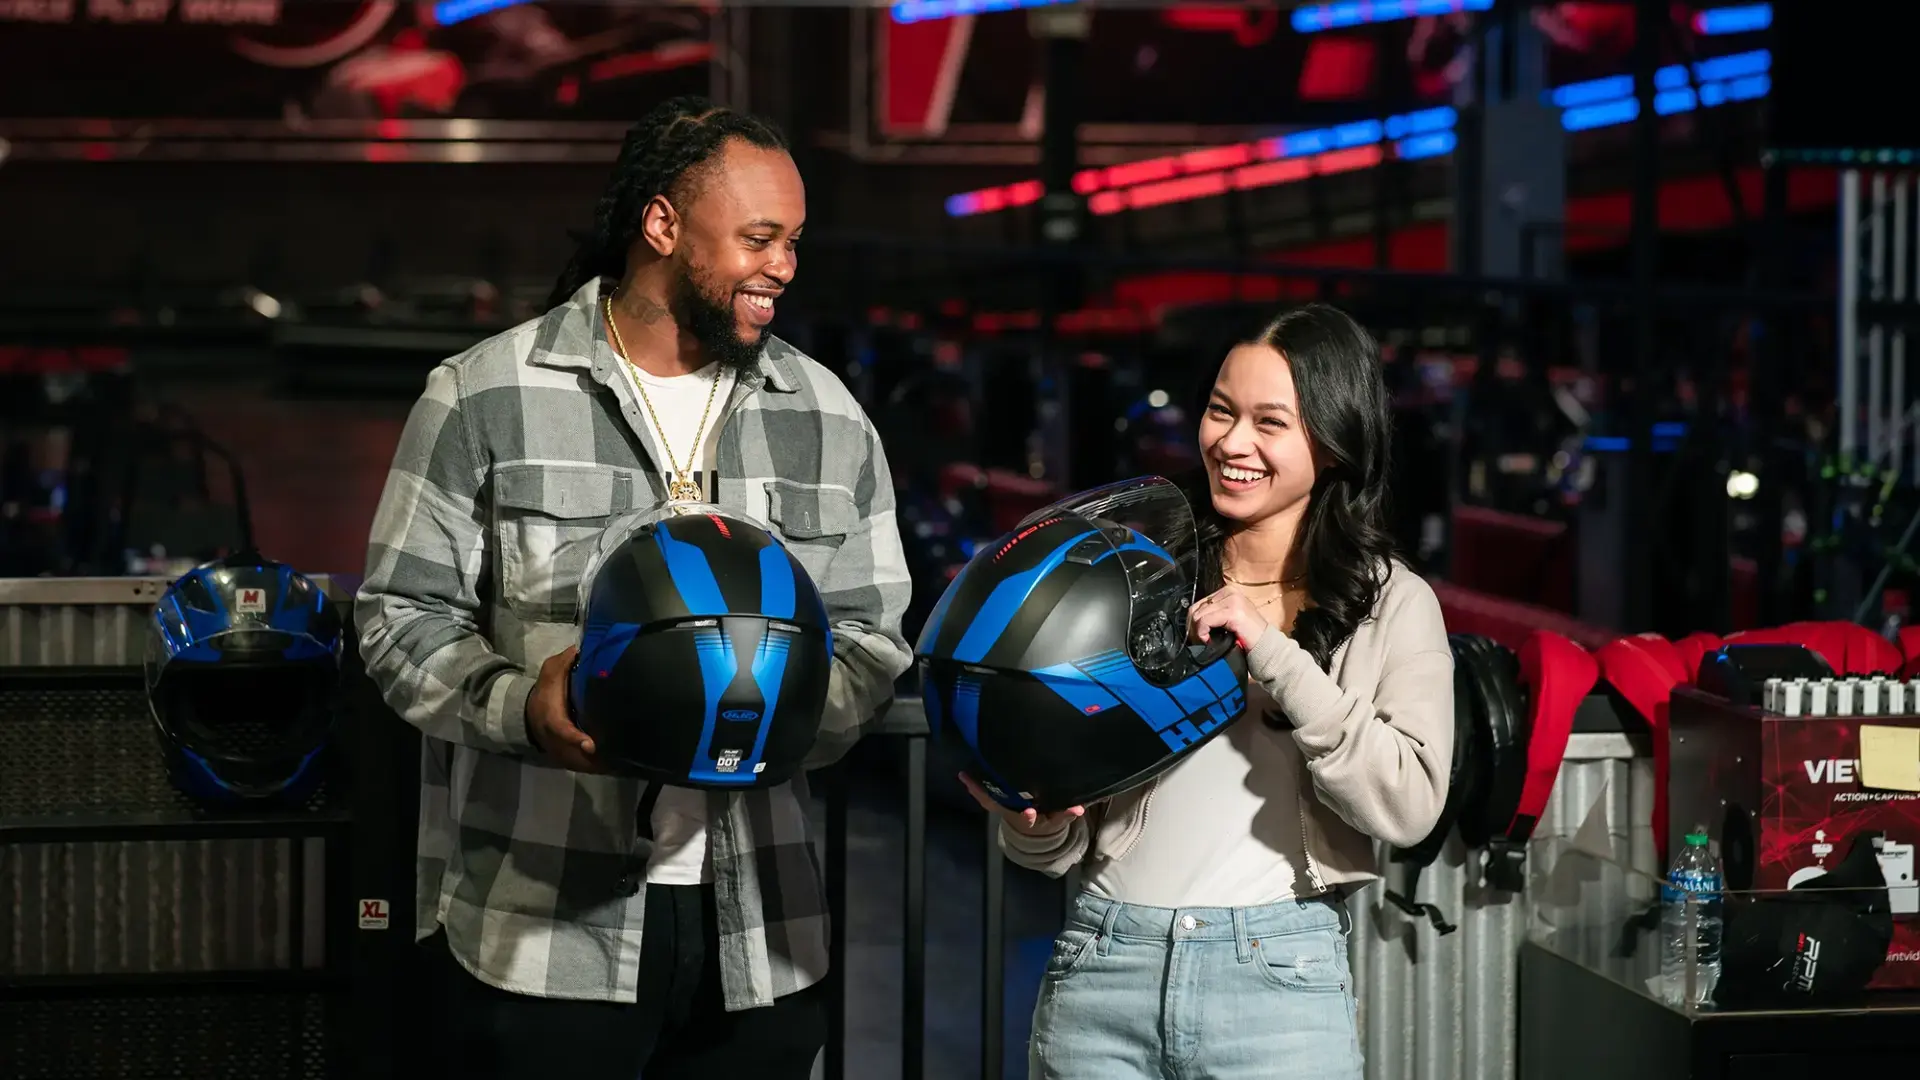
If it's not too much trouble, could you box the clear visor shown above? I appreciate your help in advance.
[1015,475,1202,674]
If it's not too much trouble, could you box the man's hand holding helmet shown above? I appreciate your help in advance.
[526,645,603,773]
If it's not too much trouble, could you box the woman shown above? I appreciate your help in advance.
[963,303,1453,1080]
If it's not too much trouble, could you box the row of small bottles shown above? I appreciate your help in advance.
[1762,675,1920,717]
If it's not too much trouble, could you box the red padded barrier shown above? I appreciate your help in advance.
[1447,506,1577,615]
[1431,580,1619,653]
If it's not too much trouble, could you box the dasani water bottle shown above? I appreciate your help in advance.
[1658,826,1723,1006]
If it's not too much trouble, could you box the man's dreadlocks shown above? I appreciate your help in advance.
[547,96,790,310]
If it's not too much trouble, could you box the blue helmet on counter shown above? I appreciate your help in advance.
[144,552,343,804]
[915,475,1249,812]
[569,503,834,788]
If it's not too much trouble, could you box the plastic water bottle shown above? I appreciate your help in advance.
[1659,826,1723,1006]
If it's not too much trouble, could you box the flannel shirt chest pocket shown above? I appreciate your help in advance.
[762,479,857,585]
[494,464,637,621]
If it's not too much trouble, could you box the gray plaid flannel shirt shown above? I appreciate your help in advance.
[355,278,912,1008]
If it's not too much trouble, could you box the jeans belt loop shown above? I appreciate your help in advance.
[1232,908,1254,963]
[1096,896,1122,956]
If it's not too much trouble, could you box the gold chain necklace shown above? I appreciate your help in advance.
[1224,569,1303,609]
[604,294,721,503]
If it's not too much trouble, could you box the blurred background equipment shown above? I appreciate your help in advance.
[114,404,258,579]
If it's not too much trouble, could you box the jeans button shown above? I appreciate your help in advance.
[1179,915,1196,931]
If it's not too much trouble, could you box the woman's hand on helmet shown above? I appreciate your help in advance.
[1188,586,1269,652]
[526,646,604,773]
[959,772,1084,833]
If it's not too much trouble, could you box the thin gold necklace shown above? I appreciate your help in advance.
[1223,567,1305,611]
[604,294,720,502]
[1224,570,1306,589]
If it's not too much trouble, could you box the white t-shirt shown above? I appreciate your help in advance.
[615,356,736,886]
[1083,677,1310,907]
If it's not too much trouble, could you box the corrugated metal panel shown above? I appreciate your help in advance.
[1349,736,1659,1080]
[0,582,337,980]
[0,839,300,975]
[0,601,149,667]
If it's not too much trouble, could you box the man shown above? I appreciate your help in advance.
[356,96,911,1079]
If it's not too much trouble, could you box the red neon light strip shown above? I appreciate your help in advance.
[951,122,1432,217]
[909,167,1840,339]
[952,54,1764,220]
[587,43,716,83]
[1086,143,1388,215]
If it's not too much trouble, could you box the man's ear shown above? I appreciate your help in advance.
[639,195,679,258]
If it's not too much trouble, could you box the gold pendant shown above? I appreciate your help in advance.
[668,477,703,502]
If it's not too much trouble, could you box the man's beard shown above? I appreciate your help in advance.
[670,261,765,374]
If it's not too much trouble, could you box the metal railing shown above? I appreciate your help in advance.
[819,699,933,1080]
[819,695,1085,1080]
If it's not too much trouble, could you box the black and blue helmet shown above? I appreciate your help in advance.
[916,475,1249,812]
[144,552,343,804]
[569,504,834,788]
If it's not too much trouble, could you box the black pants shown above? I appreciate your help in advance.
[430,884,827,1080]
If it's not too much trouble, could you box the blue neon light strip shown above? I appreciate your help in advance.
[943,104,1457,217]
[1695,4,1772,36]
[942,44,1771,217]
[1384,105,1456,140]
[1293,1,1772,35]
[900,0,1771,34]
[432,0,530,27]
[892,0,1075,24]
[1550,48,1771,109]
[1396,130,1458,161]
[1561,72,1770,132]
[1263,106,1455,160]
[1293,0,1493,33]
[1583,424,1686,454]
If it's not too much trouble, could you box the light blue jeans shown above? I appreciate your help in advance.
[1028,889,1363,1080]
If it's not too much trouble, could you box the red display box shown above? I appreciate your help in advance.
[1668,687,1920,990]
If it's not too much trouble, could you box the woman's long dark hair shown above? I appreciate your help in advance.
[1179,303,1398,671]
[546,96,789,310]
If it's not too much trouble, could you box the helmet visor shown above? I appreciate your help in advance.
[1011,475,1202,675]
